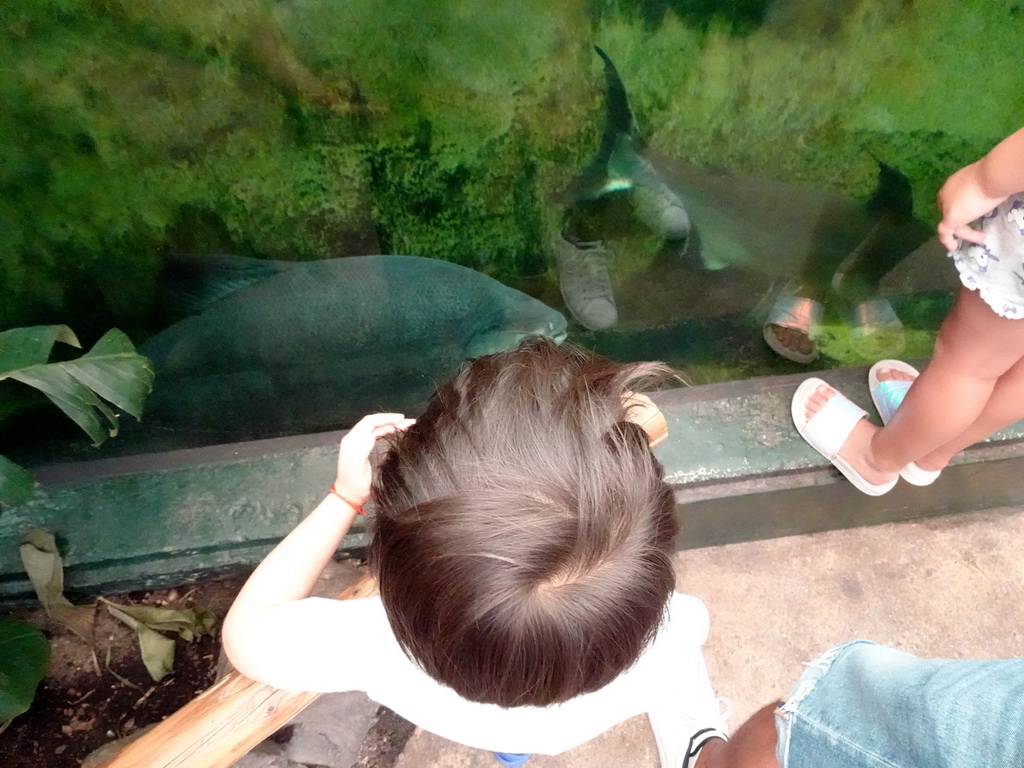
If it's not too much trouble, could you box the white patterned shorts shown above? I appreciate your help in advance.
[950,195,1024,319]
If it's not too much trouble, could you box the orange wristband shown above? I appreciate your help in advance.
[329,484,366,515]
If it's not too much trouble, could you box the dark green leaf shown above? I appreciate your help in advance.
[0,615,50,724]
[1,328,154,445]
[0,455,35,509]
[9,365,116,445]
[0,326,80,378]
[63,330,155,420]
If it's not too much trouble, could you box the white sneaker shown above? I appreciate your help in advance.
[648,651,731,768]
[682,721,729,768]
[551,234,618,330]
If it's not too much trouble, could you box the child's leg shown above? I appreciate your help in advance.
[695,704,780,768]
[802,287,1024,485]
[772,641,1024,768]
[870,287,1024,471]
[911,351,1024,469]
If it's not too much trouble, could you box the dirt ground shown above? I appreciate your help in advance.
[1,575,247,768]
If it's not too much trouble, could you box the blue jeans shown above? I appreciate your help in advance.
[775,640,1024,768]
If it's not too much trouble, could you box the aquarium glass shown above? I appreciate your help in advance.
[2,0,1022,457]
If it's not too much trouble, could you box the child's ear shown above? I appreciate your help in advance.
[622,391,668,448]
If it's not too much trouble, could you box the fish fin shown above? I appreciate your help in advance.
[593,46,635,139]
[562,163,633,204]
[561,48,641,206]
[161,253,290,315]
[866,161,914,219]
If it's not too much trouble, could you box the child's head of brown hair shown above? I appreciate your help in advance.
[369,337,680,707]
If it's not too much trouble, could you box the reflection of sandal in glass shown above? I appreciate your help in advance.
[763,295,823,364]
[868,359,941,486]
[849,298,906,355]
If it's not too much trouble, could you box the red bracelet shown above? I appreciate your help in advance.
[330,484,366,515]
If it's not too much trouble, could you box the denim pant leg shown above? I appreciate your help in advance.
[775,640,1024,768]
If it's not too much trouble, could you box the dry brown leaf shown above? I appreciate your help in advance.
[18,529,95,643]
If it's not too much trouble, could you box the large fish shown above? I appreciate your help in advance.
[655,154,933,278]
[139,254,567,444]
[565,48,930,283]
[564,47,691,242]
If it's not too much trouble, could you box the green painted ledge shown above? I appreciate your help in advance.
[3,364,1023,599]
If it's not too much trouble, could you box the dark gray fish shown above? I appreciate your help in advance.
[139,254,567,442]
[656,156,932,277]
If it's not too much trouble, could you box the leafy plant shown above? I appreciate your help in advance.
[0,325,154,509]
[6,527,213,730]
[0,615,50,733]
[19,528,215,685]
[101,598,216,682]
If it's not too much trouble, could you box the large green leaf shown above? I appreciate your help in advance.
[61,330,154,420]
[9,365,120,445]
[0,328,154,446]
[0,455,35,509]
[0,325,81,376]
[0,615,50,726]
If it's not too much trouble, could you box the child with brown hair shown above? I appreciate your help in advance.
[223,338,729,768]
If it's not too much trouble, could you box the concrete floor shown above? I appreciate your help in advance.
[395,505,1024,767]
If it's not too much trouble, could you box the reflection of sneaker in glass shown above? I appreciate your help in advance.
[551,234,618,330]
[630,174,691,241]
[849,297,902,334]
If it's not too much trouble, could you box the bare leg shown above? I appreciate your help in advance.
[872,287,1024,470]
[696,703,781,768]
[802,287,1024,482]
[914,352,1024,469]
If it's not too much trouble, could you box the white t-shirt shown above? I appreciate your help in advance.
[250,591,714,766]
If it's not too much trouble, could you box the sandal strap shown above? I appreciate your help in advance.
[683,728,728,768]
[873,379,911,423]
[802,392,867,460]
[767,295,823,333]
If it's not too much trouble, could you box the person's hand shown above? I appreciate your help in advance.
[936,161,1009,251]
[333,413,415,506]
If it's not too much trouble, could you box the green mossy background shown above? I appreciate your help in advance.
[1,0,1022,345]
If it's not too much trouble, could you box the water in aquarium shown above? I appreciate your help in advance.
[1,0,1021,458]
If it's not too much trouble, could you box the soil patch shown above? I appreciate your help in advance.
[2,575,246,768]
[352,706,417,768]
